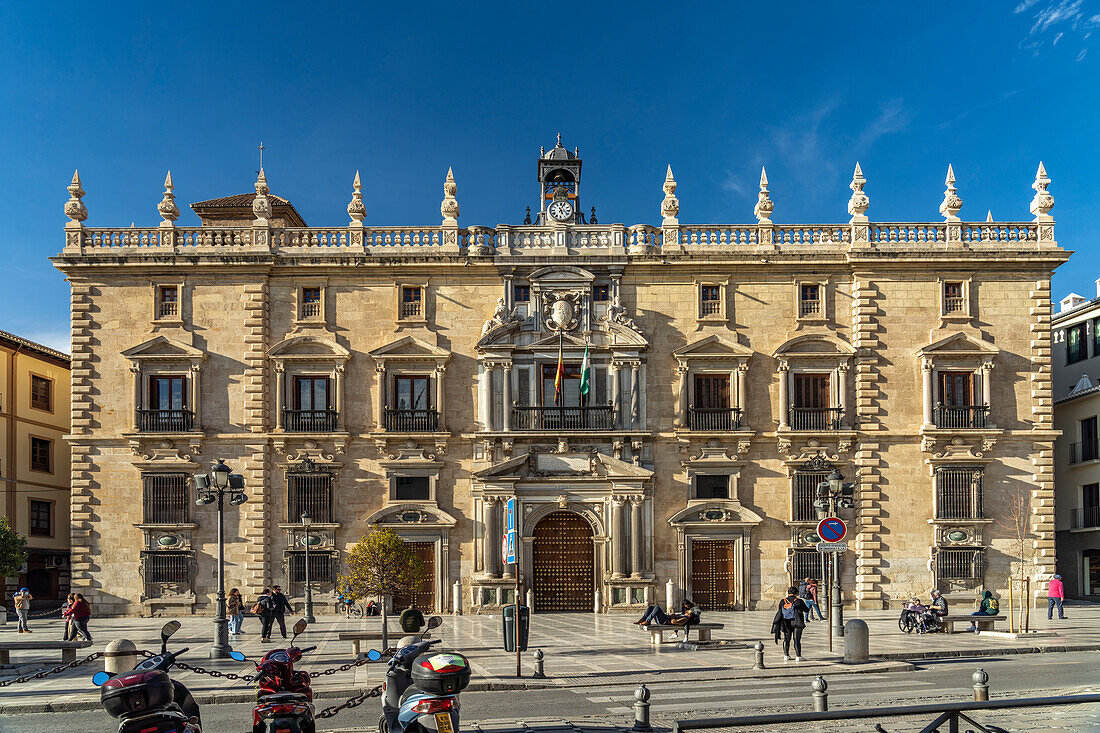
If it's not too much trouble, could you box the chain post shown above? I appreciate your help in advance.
[632,683,652,731]
[973,668,990,702]
[753,641,765,670]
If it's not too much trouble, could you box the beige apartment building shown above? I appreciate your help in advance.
[0,330,71,603]
[52,144,1065,615]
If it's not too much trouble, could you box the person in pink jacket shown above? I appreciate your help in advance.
[1047,574,1065,619]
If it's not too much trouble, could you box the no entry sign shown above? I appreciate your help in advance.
[817,516,847,543]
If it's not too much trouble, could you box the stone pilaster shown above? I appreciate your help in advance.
[852,275,885,607]
[69,281,96,596]
[1029,277,1057,601]
[241,442,271,595]
[242,281,269,432]
[241,279,270,593]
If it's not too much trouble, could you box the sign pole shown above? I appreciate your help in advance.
[515,539,522,678]
[826,552,833,653]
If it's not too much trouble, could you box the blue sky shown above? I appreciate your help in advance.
[2,1,1099,352]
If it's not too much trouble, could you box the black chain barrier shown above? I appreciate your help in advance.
[26,606,64,619]
[0,651,104,686]
[316,683,384,719]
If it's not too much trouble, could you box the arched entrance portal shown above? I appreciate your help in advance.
[532,511,594,612]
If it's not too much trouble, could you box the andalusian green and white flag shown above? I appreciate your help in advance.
[579,343,591,403]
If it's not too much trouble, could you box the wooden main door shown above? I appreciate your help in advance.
[691,539,739,611]
[532,511,594,612]
[392,542,435,612]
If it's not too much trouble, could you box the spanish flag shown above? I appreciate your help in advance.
[554,331,565,406]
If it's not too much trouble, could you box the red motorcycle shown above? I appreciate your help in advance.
[243,618,318,733]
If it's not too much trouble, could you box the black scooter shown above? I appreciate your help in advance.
[380,616,471,733]
[92,620,203,733]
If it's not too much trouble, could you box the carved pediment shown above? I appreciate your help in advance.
[527,332,592,350]
[917,332,998,358]
[370,336,451,364]
[668,502,763,526]
[473,450,652,481]
[528,265,596,283]
[674,335,752,363]
[367,503,458,527]
[268,334,350,360]
[773,334,854,358]
[122,335,205,362]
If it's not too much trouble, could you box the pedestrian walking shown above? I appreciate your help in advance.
[13,588,33,633]
[61,594,76,640]
[1047,574,1066,619]
[270,585,293,639]
[70,593,93,641]
[227,588,244,635]
[801,577,824,621]
[771,586,809,662]
[254,588,276,642]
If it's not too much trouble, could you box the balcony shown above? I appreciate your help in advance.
[1070,441,1099,464]
[788,407,843,431]
[934,404,989,429]
[511,405,614,431]
[137,409,194,432]
[1073,507,1100,529]
[688,407,742,431]
[384,408,440,432]
[283,409,339,432]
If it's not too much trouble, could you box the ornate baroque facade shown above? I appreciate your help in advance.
[52,143,1066,615]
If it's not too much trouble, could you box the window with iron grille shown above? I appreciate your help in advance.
[935,467,983,520]
[799,284,822,317]
[30,500,51,536]
[300,287,321,319]
[30,376,52,412]
[142,473,191,524]
[792,471,829,522]
[789,548,826,586]
[141,551,193,597]
[288,473,333,523]
[936,547,984,581]
[157,285,179,318]
[400,286,423,319]
[30,437,51,472]
[287,551,335,584]
[699,285,721,317]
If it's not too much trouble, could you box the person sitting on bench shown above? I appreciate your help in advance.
[967,590,999,633]
[634,599,699,627]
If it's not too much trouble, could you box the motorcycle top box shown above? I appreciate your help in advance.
[410,652,471,695]
[101,669,176,718]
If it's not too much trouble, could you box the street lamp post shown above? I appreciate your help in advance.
[813,462,855,645]
[302,511,316,623]
[194,459,247,659]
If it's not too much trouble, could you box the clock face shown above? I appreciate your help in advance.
[548,200,574,221]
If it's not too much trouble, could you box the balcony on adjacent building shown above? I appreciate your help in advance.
[934,404,989,429]
[1073,507,1100,529]
[384,408,440,432]
[1070,441,1099,464]
[688,407,742,431]
[137,409,194,432]
[283,408,339,432]
[511,404,614,431]
[788,407,843,431]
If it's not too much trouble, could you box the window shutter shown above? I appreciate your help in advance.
[516,366,531,406]
[594,366,608,405]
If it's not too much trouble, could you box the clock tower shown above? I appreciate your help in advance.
[537,133,582,224]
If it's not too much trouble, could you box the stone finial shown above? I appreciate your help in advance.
[64,169,88,224]
[847,162,869,222]
[252,168,272,222]
[661,165,679,225]
[754,166,774,223]
[347,170,366,225]
[441,167,459,224]
[939,164,962,221]
[986,210,994,223]
[1030,161,1054,220]
[157,170,180,226]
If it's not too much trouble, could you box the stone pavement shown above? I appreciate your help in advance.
[0,604,1095,714]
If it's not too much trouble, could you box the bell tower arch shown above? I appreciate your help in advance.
[537,133,583,224]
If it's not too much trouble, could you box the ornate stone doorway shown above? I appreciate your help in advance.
[532,511,594,612]
[691,539,739,610]
[392,541,435,612]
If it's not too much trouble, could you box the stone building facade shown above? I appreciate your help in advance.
[52,145,1066,615]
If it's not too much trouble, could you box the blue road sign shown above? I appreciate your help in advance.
[817,517,847,543]
[506,497,516,532]
[504,530,517,565]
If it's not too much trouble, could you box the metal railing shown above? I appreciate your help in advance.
[935,468,983,520]
[935,404,989,429]
[1073,506,1100,529]
[1070,441,1099,463]
[788,407,842,430]
[283,409,339,432]
[511,404,614,431]
[384,408,440,432]
[688,407,741,431]
[137,409,194,432]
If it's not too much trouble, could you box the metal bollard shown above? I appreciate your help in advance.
[973,668,989,702]
[753,641,766,670]
[811,676,829,712]
[533,649,546,678]
[632,684,652,731]
[104,639,138,674]
[843,619,869,664]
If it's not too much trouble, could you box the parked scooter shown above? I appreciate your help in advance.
[380,616,471,733]
[91,620,202,733]
[242,618,319,733]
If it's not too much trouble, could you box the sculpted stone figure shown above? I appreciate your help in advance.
[481,297,517,335]
[604,295,640,332]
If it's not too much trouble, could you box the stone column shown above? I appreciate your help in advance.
[630,363,640,429]
[981,359,993,408]
[478,361,492,431]
[375,365,387,430]
[190,364,202,430]
[334,365,344,431]
[674,365,688,429]
[921,359,934,428]
[611,362,622,429]
[837,363,849,429]
[736,364,748,424]
[777,361,790,429]
[481,498,498,577]
[630,497,642,577]
[435,365,447,432]
[131,364,142,431]
[502,363,513,432]
[610,498,625,578]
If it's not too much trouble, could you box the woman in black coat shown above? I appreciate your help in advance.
[771,586,809,661]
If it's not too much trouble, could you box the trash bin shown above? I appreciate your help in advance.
[503,604,529,652]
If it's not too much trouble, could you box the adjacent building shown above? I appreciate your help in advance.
[1053,285,1100,599]
[51,145,1065,615]
[0,330,71,603]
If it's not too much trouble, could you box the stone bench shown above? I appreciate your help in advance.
[941,615,1006,634]
[0,640,93,665]
[640,622,725,645]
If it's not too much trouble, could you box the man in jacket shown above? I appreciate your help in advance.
[13,588,32,633]
[1047,574,1066,619]
[270,585,293,639]
[257,589,276,642]
[771,586,809,662]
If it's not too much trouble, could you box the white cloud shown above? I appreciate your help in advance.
[1017,0,1097,55]
[1054,31,1065,44]
[1015,0,1042,11]
[1079,47,1089,59]
[856,98,908,151]
[1031,0,1083,34]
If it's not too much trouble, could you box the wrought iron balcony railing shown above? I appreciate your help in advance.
[137,409,194,432]
[934,404,989,429]
[788,407,843,431]
[283,409,339,432]
[384,408,440,432]
[688,407,742,431]
[511,405,614,431]
[1073,506,1100,529]
[1070,441,1099,464]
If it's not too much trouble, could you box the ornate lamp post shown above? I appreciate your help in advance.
[814,463,855,644]
[301,511,316,623]
[194,459,247,659]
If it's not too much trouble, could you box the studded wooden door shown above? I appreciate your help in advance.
[691,539,739,611]
[533,511,594,612]
[392,542,435,612]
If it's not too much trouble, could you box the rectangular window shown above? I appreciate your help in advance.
[936,547,984,582]
[294,376,330,411]
[935,467,983,520]
[792,471,829,522]
[288,552,334,584]
[141,551,193,598]
[943,282,964,314]
[29,500,51,536]
[30,437,51,472]
[1079,483,1100,529]
[151,376,186,411]
[394,376,431,410]
[1068,323,1087,364]
[799,284,822,317]
[691,375,734,430]
[1083,417,1099,462]
[288,473,333,523]
[541,363,581,405]
[514,285,530,302]
[288,377,334,431]
[401,286,423,319]
[938,371,973,407]
[793,374,829,408]
[790,549,826,587]
[142,474,190,524]
[300,287,322,319]
[30,375,52,412]
[515,366,531,407]
[696,474,729,500]
[700,285,722,317]
[592,285,610,302]
[158,285,179,318]
[396,476,431,501]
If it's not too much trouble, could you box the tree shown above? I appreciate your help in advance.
[0,517,28,603]
[336,528,426,649]
[1001,483,1035,630]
